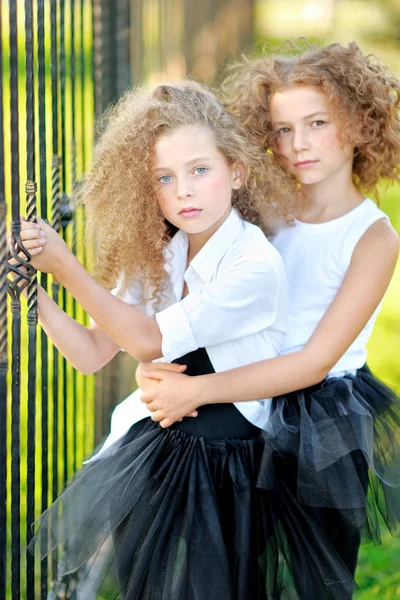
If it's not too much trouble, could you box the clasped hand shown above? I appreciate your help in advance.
[139,363,201,428]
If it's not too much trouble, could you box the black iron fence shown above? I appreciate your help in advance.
[0,0,254,598]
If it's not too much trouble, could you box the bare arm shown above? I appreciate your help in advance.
[26,218,163,362]
[35,285,120,374]
[142,219,399,426]
[8,219,129,373]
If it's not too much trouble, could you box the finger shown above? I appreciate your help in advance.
[20,220,41,232]
[160,418,174,428]
[143,400,158,411]
[27,247,44,256]
[150,410,164,423]
[20,228,46,240]
[19,238,46,251]
[141,362,187,374]
[143,369,170,381]
[11,247,42,261]
[160,363,187,372]
[140,390,155,403]
[186,411,198,418]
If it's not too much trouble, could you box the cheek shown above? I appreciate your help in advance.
[205,173,231,199]
[319,131,341,154]
[276,137,291,159]
[155,190,170,218]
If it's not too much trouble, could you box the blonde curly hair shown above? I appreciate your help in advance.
[76,80,298,304]
[222,41,400,194]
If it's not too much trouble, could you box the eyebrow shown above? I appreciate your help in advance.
[153,157,213,171]
[273,111,330,125]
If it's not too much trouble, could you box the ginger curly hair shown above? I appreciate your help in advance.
[222,41,400,195]
[76,80,298,304]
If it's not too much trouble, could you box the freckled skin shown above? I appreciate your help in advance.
[269,87,354,187]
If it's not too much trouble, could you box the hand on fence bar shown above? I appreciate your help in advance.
[14,216,71,277]
[7,216,68,277]
[6,217,40,295]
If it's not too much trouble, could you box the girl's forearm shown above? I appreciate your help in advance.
[198,349,329,406]
[54,253,163,362]
[35,286,119,374]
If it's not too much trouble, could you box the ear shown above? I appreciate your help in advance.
[231,162,245,190]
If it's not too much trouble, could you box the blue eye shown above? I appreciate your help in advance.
[159,174,172,184]
[194,167,208,175]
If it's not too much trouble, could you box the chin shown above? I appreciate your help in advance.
[180,224,206,234]
[298,173,324,185]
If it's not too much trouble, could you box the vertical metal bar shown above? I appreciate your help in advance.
[92,0,103,117]
[80,0,89,460]
[50,0,61,582]
[0,203,7,600]
[9,2,22,597]
[116,0,130,95]
[50,156,61,581]
[80,0,86,174]
[71,0,78,475]
[0,4,8,598]
[24,1,38,597]
[25,182,37,598]
[59,0,69,488]
[92,0,103,446]
[37,0,50,595]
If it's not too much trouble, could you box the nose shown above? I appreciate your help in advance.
[176,176,194,200]
[292,127,311,153]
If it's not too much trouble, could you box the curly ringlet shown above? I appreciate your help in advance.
[76,80,298,305]
[222,41,400,195]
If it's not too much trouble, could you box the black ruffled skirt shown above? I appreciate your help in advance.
[29,358,400,600]
[29,349,280,600]
[261,365,400,599]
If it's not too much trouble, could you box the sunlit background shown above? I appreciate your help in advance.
[1,1,399,598]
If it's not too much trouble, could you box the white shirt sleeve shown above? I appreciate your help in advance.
[155,257,283,362]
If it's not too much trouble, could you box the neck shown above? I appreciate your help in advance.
[187,233,208,262]
[299,163,365,223]
[186,206,232,263]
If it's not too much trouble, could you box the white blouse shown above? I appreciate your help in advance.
[272,198,389,375]
[92,208,287,457]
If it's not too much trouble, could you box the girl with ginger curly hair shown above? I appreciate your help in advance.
[18,80,297,599]
[133,42,400,598]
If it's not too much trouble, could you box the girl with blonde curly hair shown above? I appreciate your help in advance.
[18,80,297,599]
[137,42,400,598]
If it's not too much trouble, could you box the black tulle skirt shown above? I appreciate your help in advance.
[29,349,281,600]
[261,365,400,599]
[29,358,400,600]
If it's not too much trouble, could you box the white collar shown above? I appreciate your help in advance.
[165,208,244,283]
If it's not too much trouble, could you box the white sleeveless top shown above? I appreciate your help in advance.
[272,198,390,375]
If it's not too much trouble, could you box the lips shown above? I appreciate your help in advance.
[179,208,202,218]
[294,160,318,169]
